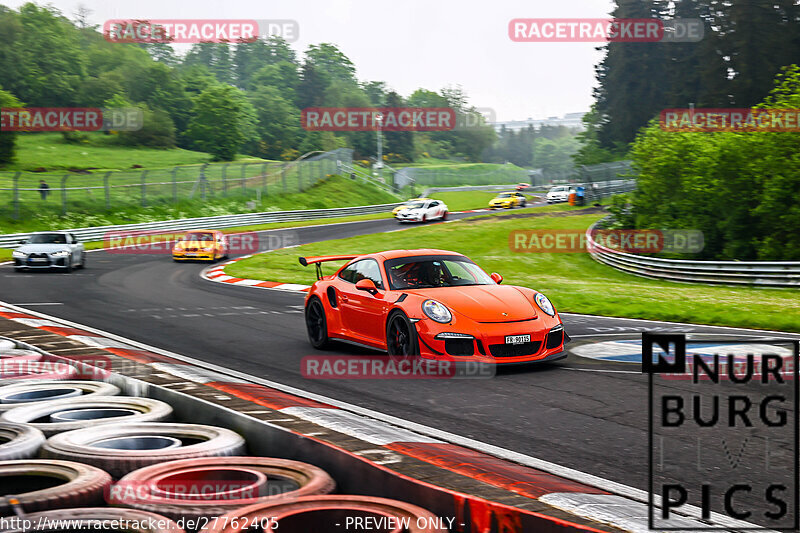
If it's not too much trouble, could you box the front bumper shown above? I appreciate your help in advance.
[173,252,216,261]
[414,318,568,364]
[395,213,424,222]
[14,257,70,269]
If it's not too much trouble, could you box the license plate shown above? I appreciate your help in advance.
[185,253,197,257]
[505,334,530,345]
[29,258,47,263]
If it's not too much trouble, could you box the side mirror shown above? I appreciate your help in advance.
[18,240,26,245]
[491,273,503,284]
[355,278,378,294]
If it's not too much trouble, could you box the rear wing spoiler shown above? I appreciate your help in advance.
[299,255,360,280]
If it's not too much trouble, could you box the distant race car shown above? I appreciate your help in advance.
[172,229,228,262]
[546,185,575,203]
[394,199,448,223]
[300,249,568,364]
[13,231,86,272]
[515,182,529,191]
[392,197,432,216]
[488,191,527,209]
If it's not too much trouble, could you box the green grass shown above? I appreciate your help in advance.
[226,211,800,333]
[5,132,222,172]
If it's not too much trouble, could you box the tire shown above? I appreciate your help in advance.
[0,361,79,383]
[107,457,336,522]
[1,396,173,436]
[0,380,121,412]
[0,349,42,362]
[305,297,331,350]
[199,495,446,533]
[0,422,45,460]
[42,422,247,478]
[63,257,73,273]
[441,211,448,220]
[78,252,86,269]
[386,311,420,357]
[521,199,527,207]
[5,508,184,533]
[0,459,111,515]
[422,214,427,222]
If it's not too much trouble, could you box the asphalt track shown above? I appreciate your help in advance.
[2,209,798,525]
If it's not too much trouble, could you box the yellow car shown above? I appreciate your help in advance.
[488,192,527,209]
[172,229,228,262]
[392,197,432,216]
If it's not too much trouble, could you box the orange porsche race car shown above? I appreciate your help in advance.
[299,249,568,364]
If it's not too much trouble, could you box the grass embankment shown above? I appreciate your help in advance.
[226,210,800,333]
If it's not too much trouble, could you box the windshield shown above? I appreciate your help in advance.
[26,234,67,244]
[496,193,512,198]
[385,255,495,289]
[404,201,426,209]
[183,232,214,242]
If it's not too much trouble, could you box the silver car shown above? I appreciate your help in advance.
[13,232,86,272]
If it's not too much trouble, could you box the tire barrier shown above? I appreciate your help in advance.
[199,495,448,533]
[0,508,184,533]
[0,360,79,382]
[0,380,121,411]
[1,396,173,436]
[107,457,336,521]
[0,422,45,460]
[42,423,247,478]
[0,459,112,514]
[0,349,42,362]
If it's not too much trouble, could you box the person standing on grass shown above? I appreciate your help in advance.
[39,180,49,200]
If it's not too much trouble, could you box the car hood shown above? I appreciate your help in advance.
[16,244,70,253]
[175,240,214,248]
[409,285,538,322]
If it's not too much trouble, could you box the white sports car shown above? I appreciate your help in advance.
[394,199,449,223]
[13,232,86,272]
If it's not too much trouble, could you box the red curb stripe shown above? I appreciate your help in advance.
[221,277,244,283]
[38,326,97,337]
[207,381,338,410]
[255,281,282,288]
[386,442,608,500]
[0,311,38,319]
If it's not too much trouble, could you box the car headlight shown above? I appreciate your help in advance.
[422,299,452,323]
[12,250,27,258]
[50,250,70,257]
[203,247,214,252]
[535,293,555,316]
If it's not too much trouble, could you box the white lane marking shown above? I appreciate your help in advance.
[150,363,250,384]
[539,493,708,533]
[0,300,771,531]
[212,275,235,282]
[561,312,799,338]
[560,368,640,375]
[276,283,311,291]
[66,335,139,350]
[281,407,442,446]
[12,318,66,328]
[9,302,63,306]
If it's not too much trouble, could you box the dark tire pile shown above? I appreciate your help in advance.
[0,337,447,532]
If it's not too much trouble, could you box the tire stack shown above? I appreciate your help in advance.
[0,339,78,382]
[0,336,447,532]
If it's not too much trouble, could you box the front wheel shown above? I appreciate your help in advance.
[441,211,448,220]
[386,312,420,357]
[305,298,331,350]
[78,252,86,269]
[63,257,73,273]
[521,200,527,207]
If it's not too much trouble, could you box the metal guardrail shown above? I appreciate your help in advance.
[0,202,400,248]
[586,220,800,287]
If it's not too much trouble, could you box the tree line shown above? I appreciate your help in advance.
[0,3,496,164]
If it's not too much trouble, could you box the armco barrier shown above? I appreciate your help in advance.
[0,203,400,249]
[586,220,800,287]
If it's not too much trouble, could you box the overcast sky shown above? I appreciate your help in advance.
[5,0,616,121]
